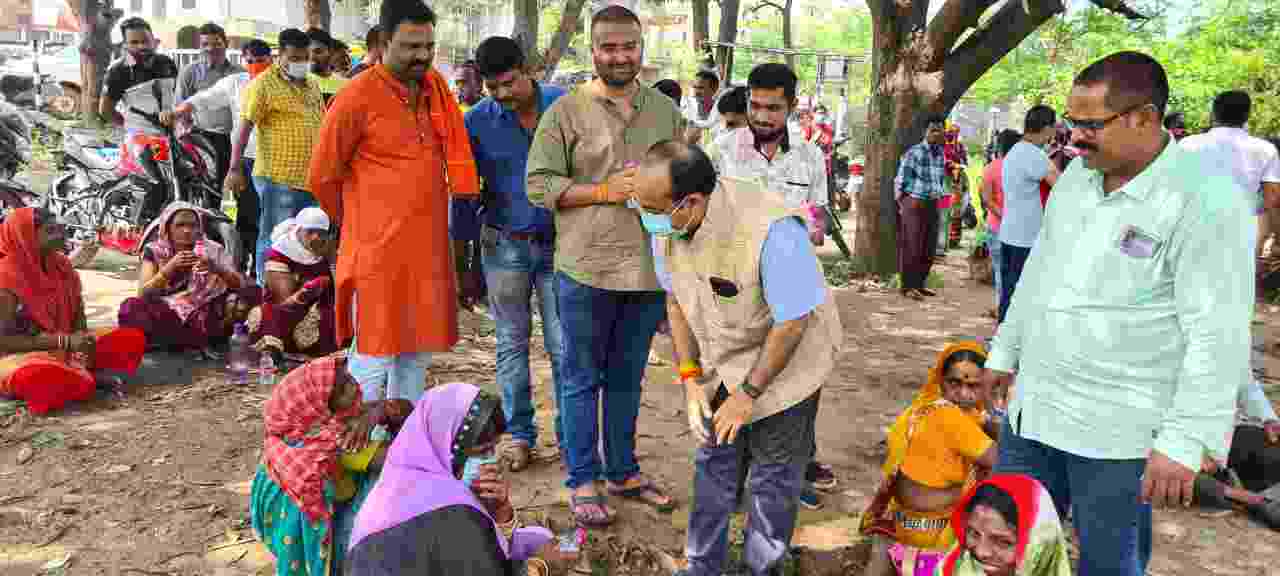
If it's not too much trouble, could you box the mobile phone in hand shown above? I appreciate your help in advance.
[558,528,585,553]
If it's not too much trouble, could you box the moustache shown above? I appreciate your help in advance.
[1072,141,1097,151]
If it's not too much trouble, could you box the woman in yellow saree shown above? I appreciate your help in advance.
[861,341,1000,576]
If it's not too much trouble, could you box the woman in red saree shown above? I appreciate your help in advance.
[247,207,338,365]
[118,202,260,359]
[0,208,146,414]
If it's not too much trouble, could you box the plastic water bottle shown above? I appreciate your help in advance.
[259,353,278,387]
[227,323,253,385]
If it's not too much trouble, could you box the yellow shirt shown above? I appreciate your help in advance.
[242,65,325,190]
[899,405,992,489]
[310,73,349,106]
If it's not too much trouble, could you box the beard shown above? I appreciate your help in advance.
[597,61,637,88]
[750,122,785,144]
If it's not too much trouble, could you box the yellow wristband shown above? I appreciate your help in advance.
[595,183,609,204]
[678,361,703,383]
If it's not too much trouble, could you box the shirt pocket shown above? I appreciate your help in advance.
[1073,223,1170,305]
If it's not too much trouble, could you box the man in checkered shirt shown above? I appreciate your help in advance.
[894,114,949,301]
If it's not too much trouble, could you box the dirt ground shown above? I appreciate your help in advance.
[1,231,1279,576]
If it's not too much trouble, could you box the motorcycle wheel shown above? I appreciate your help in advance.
[60,195,101,269]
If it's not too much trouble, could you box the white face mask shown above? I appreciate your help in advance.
[286,61,311,80]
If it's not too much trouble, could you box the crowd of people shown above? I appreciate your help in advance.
[2,0,1280,575]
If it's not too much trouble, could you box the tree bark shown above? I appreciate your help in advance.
[303,0,333,31]
[512,0,540,70]
[716,0,742,82]
[69,0,122,124]
[691,0,712,66]
[782,0,794,70]
[540,0,589,81]
[854,0,1069,276]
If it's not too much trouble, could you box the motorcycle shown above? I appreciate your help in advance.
[46,91,239,268]
[0,96,41,219]
[828,137,856,214]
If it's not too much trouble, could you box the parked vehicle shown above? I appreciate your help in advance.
[828,138,858,213]
[47,91,238,268]
[0,97,40,217]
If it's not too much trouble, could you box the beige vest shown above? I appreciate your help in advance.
[663,176,843,423]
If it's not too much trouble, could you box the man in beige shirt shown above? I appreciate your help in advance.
[633,140,841,576]
[525,4,684,526]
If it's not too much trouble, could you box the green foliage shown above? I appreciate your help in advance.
[967,0,1280,137]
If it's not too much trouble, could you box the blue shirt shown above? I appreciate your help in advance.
[894,142,948,201]
[998,141,1051,248]
[464,83,567,235]
[654,218,825,322]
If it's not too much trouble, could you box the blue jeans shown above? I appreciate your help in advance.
[987,229,1004,309]
[995,417,1152,576]
[345,291,432,404]
[481,228,563,448]
[997,242,1031,324]
[556,271,665,488]
[253,176,317,282]
[687,390,817,576]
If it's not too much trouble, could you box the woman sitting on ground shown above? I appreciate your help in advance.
[118,202,258,359]
[937,474,1071,576]
[861,341,1000,576]
[250,353,413,575]
[348,382,575,576]
[247,207,338,365]
[0,208,145,414]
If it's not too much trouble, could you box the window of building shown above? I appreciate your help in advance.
[131,0,142,11]
[153,0,166,19]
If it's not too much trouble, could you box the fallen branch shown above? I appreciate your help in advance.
[207,538,256,552]
[35,525,69,548]
[121,569,173,576]
[158,551,199,565]
[228,549,248,565]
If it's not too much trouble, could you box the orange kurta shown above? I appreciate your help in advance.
[308,64,479,356]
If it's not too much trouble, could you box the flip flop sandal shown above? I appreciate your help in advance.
[570,494,614,528]
[608,477,677,514]
[1247,495,1280,530]
[1193,473,1232,510]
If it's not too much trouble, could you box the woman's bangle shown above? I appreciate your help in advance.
[593,183,609,204]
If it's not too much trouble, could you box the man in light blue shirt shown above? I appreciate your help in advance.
[997,105,1059,323]
[987,52,1252,575]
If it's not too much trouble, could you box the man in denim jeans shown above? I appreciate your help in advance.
[465,36,567,472]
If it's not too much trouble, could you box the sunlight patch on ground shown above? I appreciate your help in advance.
[791,517,862,551]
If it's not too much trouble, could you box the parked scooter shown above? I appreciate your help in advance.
[46,95,238,268]
[0,96,40,218]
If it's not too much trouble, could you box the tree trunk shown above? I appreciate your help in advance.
[540,0,589,81]
[512,0,540,70]
[691,0,712,66]
[855,0,1070,276]
[715,0,741,82]
[782,0,795,70]
[303,0,333,30]
[69,0,122,124]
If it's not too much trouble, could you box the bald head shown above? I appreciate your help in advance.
[640,140,718,204]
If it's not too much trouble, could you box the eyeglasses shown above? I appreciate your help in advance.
[1063,102,1151,133]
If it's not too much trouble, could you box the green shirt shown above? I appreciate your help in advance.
[525,82,683,291]
[988,140,1254,471]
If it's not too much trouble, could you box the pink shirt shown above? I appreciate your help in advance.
[982,158,1005,232]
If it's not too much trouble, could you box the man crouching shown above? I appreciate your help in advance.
[631,140,843,576]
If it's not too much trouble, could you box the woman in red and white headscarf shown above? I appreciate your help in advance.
[937,474,1071,576]
[247,206,338,366]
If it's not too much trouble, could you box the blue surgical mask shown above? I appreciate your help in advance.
[461,451,498,486]
[629,197,689,238]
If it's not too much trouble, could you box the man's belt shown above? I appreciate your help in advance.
[488,225,553,245]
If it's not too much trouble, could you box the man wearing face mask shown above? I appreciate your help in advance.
[308,1,480,407]
[174,23,244,188]
[464,36,568,473]
[225,28,325,282]
[633,140,841,576]
[100,17,179,154]
[163,40,273,278]
[526,4,683,526]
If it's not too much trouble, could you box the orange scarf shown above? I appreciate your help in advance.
[0,208,81,333]
[424,68,479,199]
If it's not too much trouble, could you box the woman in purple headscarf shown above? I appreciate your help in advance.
[347,383,575,575]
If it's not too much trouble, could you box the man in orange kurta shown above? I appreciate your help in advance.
[307,3,479,404]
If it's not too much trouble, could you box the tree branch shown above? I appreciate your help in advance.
[925,0,1002,69]
[1087,0,1148,20]
[747,0,786,17]
[941,0,1065,110]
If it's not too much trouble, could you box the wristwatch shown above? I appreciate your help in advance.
[739,379,763,399]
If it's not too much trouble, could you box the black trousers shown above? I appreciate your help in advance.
[238,159,261,277]
[1229,425,1280,493]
